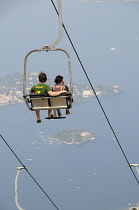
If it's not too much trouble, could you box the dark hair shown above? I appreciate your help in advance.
[54,75,63,84]
[38,72,47,82]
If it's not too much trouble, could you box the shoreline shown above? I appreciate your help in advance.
[48,136,95,145]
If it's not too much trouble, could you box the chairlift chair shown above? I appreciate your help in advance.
[23,0,73,119]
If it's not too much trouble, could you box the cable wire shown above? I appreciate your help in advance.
[0,134,60,210]
[50,0,139,185]
[1,2,138,209]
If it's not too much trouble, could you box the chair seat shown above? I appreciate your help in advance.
[28,93,72,110]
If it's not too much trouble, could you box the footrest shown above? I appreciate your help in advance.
[45,117,66,120]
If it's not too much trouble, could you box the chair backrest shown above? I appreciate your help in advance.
[29,93,72,110]
[50,96,67,109]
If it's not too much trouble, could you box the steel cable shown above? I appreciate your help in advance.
[0,134,60,210]
[50,0,139,185]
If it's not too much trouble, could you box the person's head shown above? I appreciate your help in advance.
[38,72,47,83]
[54,75,64,84]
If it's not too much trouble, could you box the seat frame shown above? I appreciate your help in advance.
[24,92,72,111]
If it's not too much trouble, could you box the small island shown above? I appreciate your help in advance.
[48,128,95,145]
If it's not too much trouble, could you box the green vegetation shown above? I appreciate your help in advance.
[49,128,95,144]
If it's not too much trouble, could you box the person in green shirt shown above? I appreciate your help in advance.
[30,72,67,123]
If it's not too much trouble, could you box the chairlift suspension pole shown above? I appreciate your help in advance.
[15,167,25,210]
[50,0,63,48]
[23,0,63,96]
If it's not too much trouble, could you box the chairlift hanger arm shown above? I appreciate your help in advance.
[50,0,63,48]
[130,164,139,176]
[15,167,26,210]
[23,0,63,95]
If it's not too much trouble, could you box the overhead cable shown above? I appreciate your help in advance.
[0,134,60,210]
[50,0,139,185]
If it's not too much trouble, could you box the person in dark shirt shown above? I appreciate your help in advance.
[52,75,72,117]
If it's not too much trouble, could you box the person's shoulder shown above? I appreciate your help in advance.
[45,84,52,90]
[45,84,51,87]
[31,84,36,89]
[33,83,40,86]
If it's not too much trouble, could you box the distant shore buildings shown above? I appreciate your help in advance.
[0,72,123,106]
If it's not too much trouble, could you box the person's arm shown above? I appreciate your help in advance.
[48,90,67,96]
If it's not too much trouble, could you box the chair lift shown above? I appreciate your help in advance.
[129,164,139,210]
[23,0,73,119]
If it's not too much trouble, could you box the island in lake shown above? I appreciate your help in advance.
[48,128,95,145]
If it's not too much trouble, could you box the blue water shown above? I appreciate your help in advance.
[0,87,139,210]
[1,1,139,209]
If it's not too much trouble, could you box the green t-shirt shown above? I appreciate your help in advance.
[31,83,51,94]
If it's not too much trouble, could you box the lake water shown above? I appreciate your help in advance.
[1,1,139,209]
[0,87,139,210]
